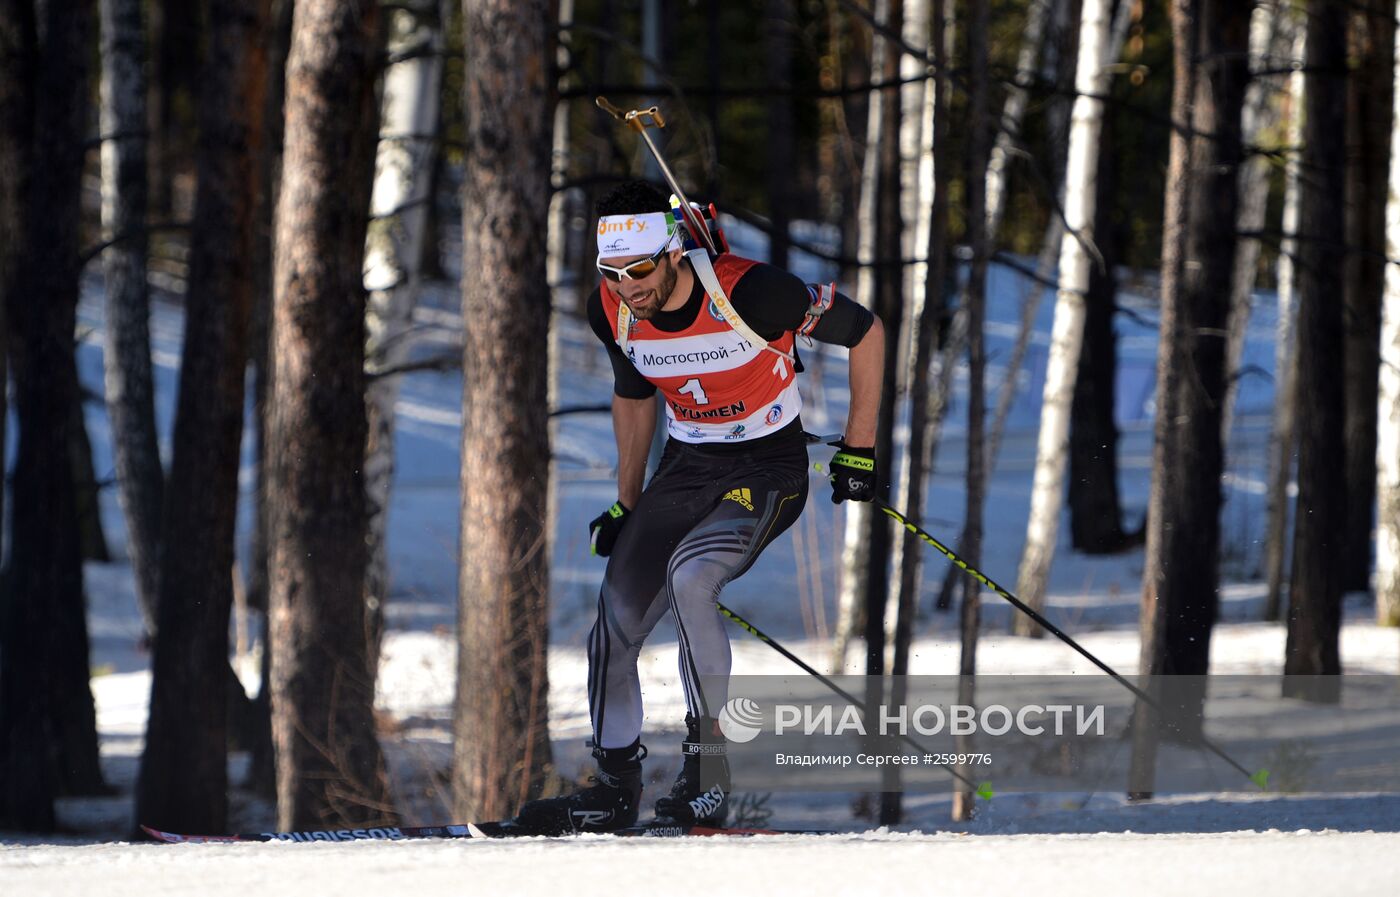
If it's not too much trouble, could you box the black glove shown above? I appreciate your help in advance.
[829,443,877,504]
[589,500,630,557]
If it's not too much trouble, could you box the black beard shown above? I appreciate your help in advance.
[628,256,680,321]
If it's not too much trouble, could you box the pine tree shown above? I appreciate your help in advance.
[451,0,556,822]
[268,0,396,828]
[137,0,272,833]
[1283,0,1349,702]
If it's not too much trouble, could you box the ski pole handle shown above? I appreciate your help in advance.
[595,96,716,255]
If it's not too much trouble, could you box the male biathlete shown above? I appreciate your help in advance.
[516,181,885,834]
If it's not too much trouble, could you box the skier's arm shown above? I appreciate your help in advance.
[728,263,875,347]
[587,285,659,509]
[612,393,656,509]
[726,263,881,444]
[843,313,884,448]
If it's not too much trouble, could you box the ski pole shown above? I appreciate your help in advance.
[594,96,717,255]
[715,601,990,798]
[874,497,1269,791]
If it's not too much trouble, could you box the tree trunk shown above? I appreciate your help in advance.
[1130,0,1249,795]
[147,0,200,216]
[896,0,929,321]
[269,0,395,830]
[71,389,111,563]
[1,0,104,829]
[879,0,929,663]
[951,0,990,825]
[0,0,50,831]
[245,0,295,800]
[1282,0,1348,703]
[249,0,295,623]
[1012,0,1113,637]
[451,0,555,823]
[1221,3,1292,448]
[1378,0,1400,628]
[30,0,105,798]
[880,0,935,822]
[99,0,164,634]
[364,0,446,686]
[862,0,904,681]
[0,0,12,656]
[1264,22,1307,623]
[832,0,892,672]
[833,0,869,295]
[136,0,270,834]
[985,0,1132,478]
[984,0,1053,239]
[765,0,795,268]
[546,0,575,292]
[889,0,950,670]
[1342,0,1395,592]
[834,0,894,672]
[545,0,572,571]
[1067,94,1131,554]
[1138,0,1248,746]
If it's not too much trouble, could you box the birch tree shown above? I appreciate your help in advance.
[884,0,1052,646]
[888,0,949,661]
[1067,106,1131,554]
[860,0,906,684]
[880,0,930,665]
[99,0,164,634]
[985,0,1132,478]
[898,0,930,308]
[881,0,937,821]
[1378,0,1400,628]
[363,0,446,682]
[1264,23,1307,622]
[984,0,1054,239]
[452,0,555,822]
[1012,0,1113,637]
[832,0,894,670]
[1221,4,1294,445]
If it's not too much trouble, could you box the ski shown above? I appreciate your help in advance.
[140,821,835,844]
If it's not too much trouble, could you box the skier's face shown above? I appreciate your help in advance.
[609,250,679,320]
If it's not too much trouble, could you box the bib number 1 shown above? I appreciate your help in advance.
[678,378,709,406]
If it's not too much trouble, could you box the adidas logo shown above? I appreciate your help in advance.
[722,487,754,511]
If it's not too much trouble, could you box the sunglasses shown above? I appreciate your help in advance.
[596,243,671,282]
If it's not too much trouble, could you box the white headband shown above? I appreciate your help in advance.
[596,211,677,259]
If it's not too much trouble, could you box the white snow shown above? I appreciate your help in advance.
[5,829,1400,897]
[5,227,1400,895]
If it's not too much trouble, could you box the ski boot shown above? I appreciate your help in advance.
[653,714,731,827]
[513,740,647,835]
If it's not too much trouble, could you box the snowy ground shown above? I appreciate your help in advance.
[5,224,1400,894]
[6,827,1400,897]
